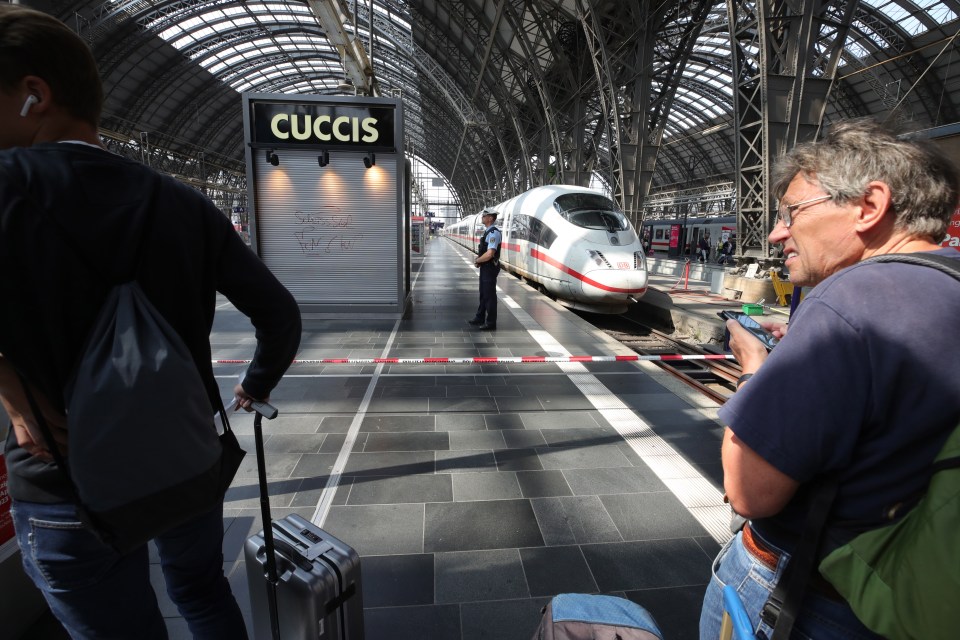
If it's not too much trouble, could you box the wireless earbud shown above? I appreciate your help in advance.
[20,95,39,117]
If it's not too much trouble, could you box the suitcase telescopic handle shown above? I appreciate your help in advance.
[252,403,282,640]
[252,400,278,419]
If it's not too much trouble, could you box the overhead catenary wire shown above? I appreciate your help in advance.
[213,354,736,365]
[882,27,960,125]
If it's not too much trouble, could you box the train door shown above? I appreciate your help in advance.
[500,212,512,269]
[690,226,712,262]
[511,213,536,278]
[528,217,548,281]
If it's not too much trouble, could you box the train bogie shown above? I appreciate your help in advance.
[445,185,648,314]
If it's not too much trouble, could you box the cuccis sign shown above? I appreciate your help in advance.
[251,102,396,150]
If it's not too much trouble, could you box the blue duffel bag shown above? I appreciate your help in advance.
[531,593,664,640]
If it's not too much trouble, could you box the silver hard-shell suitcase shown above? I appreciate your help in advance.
[244,403,364,639]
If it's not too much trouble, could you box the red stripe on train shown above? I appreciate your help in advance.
[452,238,645,295]
[530,248,646,294]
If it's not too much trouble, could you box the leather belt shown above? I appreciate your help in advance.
[743,524,844,602]
[742,523,781,571]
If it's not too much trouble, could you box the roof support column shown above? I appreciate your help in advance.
[727,0,858,260]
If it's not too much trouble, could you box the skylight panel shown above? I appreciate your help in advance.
[842,38,871,60]
[234,78,256,93]
[668,112,697,132]
[872,2,924,35]
[927,5,957,22]
[898,15,926,35]
[860,0,953,36]
[171,34,198,49]
[223,16,260,30]
[672,87,723,128]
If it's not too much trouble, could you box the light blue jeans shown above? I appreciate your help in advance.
[699,529,881,639]
[12,499,247,640]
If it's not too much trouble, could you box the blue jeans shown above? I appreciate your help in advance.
[700,530,881,639]
[12,500,247,640]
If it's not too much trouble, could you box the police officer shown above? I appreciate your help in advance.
[467,208,502,331]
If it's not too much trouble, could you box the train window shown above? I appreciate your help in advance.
[528,217,544,245]
[655,229,664,240]
[511,214,530,242]
[538,223,558,249]
[553,193,628,231]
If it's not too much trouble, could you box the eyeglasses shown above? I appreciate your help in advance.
[776,194,833,228]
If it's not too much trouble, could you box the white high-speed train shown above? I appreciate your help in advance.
[444,185,648,314]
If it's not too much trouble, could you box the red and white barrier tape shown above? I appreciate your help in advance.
[212,354,734,365]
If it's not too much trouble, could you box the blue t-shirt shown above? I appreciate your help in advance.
[719,249,960,547]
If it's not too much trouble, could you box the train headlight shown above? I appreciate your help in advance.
[588,250,611,267]
[634,251,647,271]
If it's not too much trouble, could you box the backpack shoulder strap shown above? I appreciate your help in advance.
[932,422,960,472]
[861,252,960,281]
[764,251,959,639]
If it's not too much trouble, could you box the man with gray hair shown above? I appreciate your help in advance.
[700,119,960,638]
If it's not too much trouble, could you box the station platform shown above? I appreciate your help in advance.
[213,237,738,640]
[6,236,762,640]
[634,256,793,347]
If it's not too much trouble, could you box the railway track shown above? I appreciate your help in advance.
[585,313,740,404]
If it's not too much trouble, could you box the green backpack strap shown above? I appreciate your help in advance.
[819,424,960,639]
[818,253,960,639]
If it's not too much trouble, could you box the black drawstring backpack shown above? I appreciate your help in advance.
[16,178,245,554]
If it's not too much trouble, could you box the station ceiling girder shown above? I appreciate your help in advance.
[32,0,960,232]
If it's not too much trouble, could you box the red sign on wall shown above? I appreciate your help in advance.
[942,207,960,251]
[669,225,680,249]
[0,455,14,546]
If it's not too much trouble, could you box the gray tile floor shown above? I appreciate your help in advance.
[12,236,731,639]
[216,237,730,640]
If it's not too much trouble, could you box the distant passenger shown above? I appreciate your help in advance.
[467,208,502,331]
[0,5,301,639]
[700,119,960,638]
[717,239,734,264]
[697,234,711,262]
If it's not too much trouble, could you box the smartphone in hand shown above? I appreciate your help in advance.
[717,310,780,351]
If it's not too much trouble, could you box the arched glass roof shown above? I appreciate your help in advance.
[60,0,960,214]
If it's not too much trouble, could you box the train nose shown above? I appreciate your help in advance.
[579,267,648,300]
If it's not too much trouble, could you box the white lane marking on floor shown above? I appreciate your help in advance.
[499,293,731,544]
[309,241,729,542]
[308,262,428,527]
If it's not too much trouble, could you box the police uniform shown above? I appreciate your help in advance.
[469,212,501,330]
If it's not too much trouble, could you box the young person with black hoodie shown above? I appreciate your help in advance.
[0,6,302,638]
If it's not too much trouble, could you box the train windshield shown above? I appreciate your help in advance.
[553,194,628,232]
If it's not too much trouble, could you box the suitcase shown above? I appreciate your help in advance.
[244,402,365,639]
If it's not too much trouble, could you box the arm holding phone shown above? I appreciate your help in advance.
[717,311,789,379]
[725,321,771,375]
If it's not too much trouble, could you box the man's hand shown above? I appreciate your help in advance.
[233,384,267,412]
[758,319,789,339]
[13,421,55,462]
[725,320,770,373]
